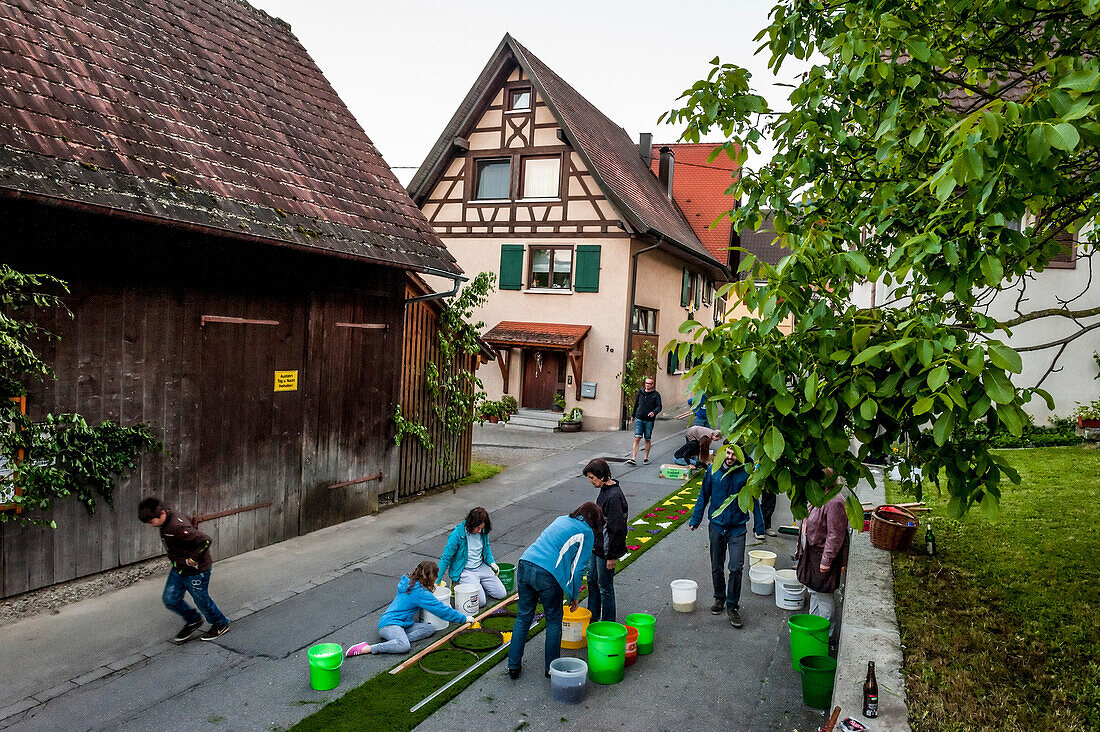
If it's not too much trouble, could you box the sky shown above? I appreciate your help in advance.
[249,0,804,184]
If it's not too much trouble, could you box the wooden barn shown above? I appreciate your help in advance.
[0,0,466,597]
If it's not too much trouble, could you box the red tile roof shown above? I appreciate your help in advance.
[649,143,739,264]
[482,321,591,349]
[0,0,458,274]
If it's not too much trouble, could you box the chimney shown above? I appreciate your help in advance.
[658,146,675,198]
[639,132,653,166]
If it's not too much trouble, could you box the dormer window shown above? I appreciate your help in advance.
[508,88,531,112]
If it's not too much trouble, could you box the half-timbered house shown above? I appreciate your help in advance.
[0,0,465,597]
[408,36,730,430]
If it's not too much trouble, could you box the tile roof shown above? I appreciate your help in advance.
[409,35,726,276]
[0,0,459,274]
[482,321,591,349]
[736,216,789,274]
[649,143,739,265]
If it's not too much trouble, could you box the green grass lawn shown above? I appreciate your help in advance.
[457,460,504,486]
[889,446,1100,731]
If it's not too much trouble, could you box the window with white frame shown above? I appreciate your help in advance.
[632,306,658,334]
[521,156,561,199]
[529,246,572,289]
[473,158,511,200]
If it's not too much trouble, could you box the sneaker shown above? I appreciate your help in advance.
[345,642,371,658]
[625,458,636,466]
[766,528,778,537]
[754,532,765,540]
[199,622,230,641]
[171,619,203,644]
[508,666,522,680]
[728,608,743,628]
[642,458,650,465]
[710,600,724,615]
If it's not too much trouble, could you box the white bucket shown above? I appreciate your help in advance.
[453,583,480,616]
[422,583,453,630]
[748,565,775,596]
[748,550,777,569]
[773,569,805,610]
[670,579,698,612]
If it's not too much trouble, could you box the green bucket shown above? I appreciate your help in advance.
[585,621,627,685]
[497,562,516,593]
[624,613,655,655]
[799,655,837,709]
[307,643,343,691]
[788,614,830,671]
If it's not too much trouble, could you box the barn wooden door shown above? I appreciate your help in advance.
[300,292,393,533]
[195,295,305,558]
[522,350,564,409]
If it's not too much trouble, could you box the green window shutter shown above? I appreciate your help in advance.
[499,245,525,290]
[694,276,702,311]
[681,268,691,307]
[574,245,602,292]
[667,350,678,374]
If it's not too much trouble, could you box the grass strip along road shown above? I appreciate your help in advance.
[889,446,1100,731]
[292,473,705,731]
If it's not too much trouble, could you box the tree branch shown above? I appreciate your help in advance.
[999,304,1100,328]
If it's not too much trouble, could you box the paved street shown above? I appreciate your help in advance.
[0,420,824,731]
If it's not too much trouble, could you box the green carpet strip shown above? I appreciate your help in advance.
[291,473,704,732]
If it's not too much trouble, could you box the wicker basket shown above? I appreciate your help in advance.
[869,505,919,551]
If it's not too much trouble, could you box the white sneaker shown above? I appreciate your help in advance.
[766,528,778,537]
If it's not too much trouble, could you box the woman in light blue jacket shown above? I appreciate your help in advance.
[438,507,506,607]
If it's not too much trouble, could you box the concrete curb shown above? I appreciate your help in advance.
[832,471,911,729]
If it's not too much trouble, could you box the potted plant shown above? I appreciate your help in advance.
[552,391,566,413]
[1074,398,1100,428]
[501,394,518,416]
[558,407,583,432]
[479,400,501,424]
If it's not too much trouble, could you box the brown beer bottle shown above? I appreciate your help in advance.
[863,661,879,717]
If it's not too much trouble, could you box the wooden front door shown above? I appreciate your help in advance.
[522,350,565,409]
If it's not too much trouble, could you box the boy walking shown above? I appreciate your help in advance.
[139,497,230,643]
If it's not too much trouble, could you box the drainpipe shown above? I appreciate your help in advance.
[621,239,661,430]
[404,267,469,305]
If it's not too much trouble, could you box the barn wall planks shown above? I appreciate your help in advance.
[0,201,449,598]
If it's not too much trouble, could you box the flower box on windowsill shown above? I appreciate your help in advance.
[1078,417,1100,429]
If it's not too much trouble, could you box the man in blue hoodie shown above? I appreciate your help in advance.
[689,448,765,629]
[507,503,602,679]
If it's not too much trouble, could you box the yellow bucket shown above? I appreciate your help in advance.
[561,605,592,649]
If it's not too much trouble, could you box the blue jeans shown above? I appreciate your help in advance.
[586,553,616,622]
[708,524,747,611]
[372,622,436,654]
[633,419,654,440]
[508,560,564,673]
[163,569,228,627]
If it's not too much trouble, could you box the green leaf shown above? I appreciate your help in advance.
[763,426,785,461]
[980,491,1000,520]
[679,320,701,333]
[804,373,818,405]
[933,410,955,446]
[979,255,1004,285]
[1044,122,1080,151]
[997,403,1023,437]
[844,493,864,530]
[740,351,759,380]
[860,398,878,420]
[852,345,885,366]
[1059,68,1100,92]
[913,396,934,415]
[987,343,1022,374]
[774,393,796,415]
[927,363,949,391]
[983,369,1015,405]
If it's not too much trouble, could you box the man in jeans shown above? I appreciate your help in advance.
[627,377,662,465]
[139,497,230,643]
[688,448,764,628]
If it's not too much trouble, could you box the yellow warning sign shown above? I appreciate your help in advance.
[274,370,298,392]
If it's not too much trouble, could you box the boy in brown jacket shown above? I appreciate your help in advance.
[139,497,230,643]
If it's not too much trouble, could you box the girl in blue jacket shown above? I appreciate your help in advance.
[507,502,603,679]
[438,507,506,608]
[345,561,471,657]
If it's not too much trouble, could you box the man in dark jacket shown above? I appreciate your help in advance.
[627,377,662,465]
[583,459,628,622]
[139,497,230,643]
[688,449,765,629]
